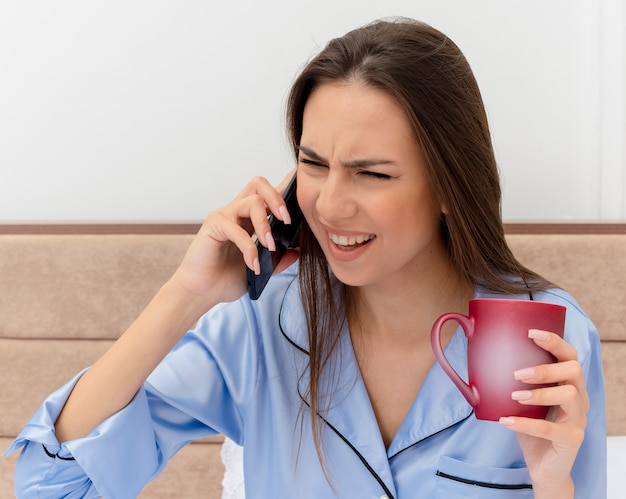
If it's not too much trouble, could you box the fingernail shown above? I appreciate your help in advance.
[499,417,515,426]
[511,390,532,401]
[253,257,260,275]
[529,329,549,341]
[279,206,291,225]
[514,367,534,380]
[265,232,276,252]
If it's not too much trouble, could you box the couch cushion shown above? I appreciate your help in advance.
[0,338,112,437]
[601,341,626,435]
[0,234,192,340]
[2,232,621,342]
[507,234,626,341]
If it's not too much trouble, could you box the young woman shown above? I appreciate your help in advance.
[7,18,605,498]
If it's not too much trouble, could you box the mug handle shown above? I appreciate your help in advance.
[430,312,479,408]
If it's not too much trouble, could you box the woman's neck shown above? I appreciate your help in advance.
[346,263,473,343]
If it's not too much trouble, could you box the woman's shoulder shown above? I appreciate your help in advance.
[530,288,595,330]
[531,287,599,353]
[190,260,303,348]
[531,287,585,312]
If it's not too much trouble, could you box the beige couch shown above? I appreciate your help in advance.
[1,223,624,497]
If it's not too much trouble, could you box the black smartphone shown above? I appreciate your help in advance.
[247,174,303,300]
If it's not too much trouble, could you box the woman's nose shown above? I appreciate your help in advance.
[315,172,357,221]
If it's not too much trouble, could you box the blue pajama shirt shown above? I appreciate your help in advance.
[6,264,607,498]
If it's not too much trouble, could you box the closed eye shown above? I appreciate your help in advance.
[359,170,392,180]
[299,157,327,168]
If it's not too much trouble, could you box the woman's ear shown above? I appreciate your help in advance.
[437,191,449,215]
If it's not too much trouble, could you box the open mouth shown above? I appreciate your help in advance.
[328,232,375,250]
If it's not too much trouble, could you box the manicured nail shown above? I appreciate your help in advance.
[529,329,549,341]
[499,417,515,426]
[279,206,291,225]
[253,257,260,275]
[265,232,276,252]
[514,367,534,380]
[511,390,532,401]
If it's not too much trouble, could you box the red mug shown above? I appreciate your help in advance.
[430,298,566,421]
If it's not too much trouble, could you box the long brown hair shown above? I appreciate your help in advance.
[286,17,551,470]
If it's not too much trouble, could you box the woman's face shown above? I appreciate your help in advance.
[297,81,449,291]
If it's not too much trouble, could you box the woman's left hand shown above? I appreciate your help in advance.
[499,328,589,499]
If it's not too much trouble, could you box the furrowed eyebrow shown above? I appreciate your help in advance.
[343,158,396,168]
[297,146,326,164]
[297,145,396,169]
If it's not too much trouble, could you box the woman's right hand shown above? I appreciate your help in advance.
[54,172,297,444]
[60,172,295,438]
[170,171,296,307]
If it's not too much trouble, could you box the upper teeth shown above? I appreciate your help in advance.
[329,233,374,246]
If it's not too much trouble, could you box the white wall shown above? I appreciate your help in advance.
[0,0,624,222]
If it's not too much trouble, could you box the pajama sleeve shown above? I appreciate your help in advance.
[5,296,266,499]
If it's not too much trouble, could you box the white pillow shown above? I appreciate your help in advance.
[221,438,245,499]
[608,436,626,499]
